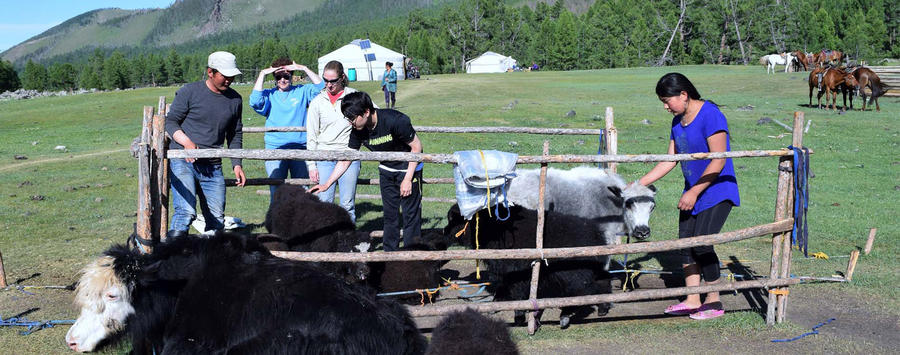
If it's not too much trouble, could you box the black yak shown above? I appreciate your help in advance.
[263,184,374,284]
[425,309,519,355]
[65,232,427,354]
[444,204,613,328]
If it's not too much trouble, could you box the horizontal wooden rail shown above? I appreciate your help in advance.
[243,126,605,135]
[406,277,811,317]
[271,219,792,262]
[168,148,797,164]
[225,177,455,186]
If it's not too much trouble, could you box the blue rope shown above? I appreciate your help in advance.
[0,315,75,336]
[597,129,607,169]
[788,145,810,257]
[771,318,835,342]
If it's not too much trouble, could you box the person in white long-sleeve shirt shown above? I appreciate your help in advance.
[306,60,361,222]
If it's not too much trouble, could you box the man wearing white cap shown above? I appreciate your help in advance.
[165,51,246,238]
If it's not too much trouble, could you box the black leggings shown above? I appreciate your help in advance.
[678,201,733,281]
[383,89,395,107]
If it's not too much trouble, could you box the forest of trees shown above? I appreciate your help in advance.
[2,0,897,92]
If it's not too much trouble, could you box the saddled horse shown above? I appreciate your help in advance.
[810,67,858,111]
[849,67,887,111]
[814,49,844,68]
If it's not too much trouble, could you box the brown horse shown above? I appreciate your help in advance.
[792,51,810,71]
[810,67,858,110]
[849,67,887,111]
[814,50,844,68]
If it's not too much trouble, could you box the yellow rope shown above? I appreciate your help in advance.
[726,273,736,283]
[770,289,790,296]
[478,150,492,217]
[811,252,829,260]
[454,221,468,238]
[622,270,641,291]
[475,213,481,280]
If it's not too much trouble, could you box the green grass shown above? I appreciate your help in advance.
[0,65,896,353]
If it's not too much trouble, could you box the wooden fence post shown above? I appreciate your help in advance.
[605,107,617,174]
[776,112,804,323]
[527,141,550,335]
[767,138,793,324]
[0,248,7,288]
[136,106,154,253]
[845,250,860,281]
[154,97,169,241]
[864,228,877,255]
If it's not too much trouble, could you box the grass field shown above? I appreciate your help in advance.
[0,65,897,353]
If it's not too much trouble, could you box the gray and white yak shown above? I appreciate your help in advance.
[64,232,427,354]
[507,166,657,248]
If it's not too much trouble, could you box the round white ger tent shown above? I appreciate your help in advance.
[465,51,518,73]
[317,39,406,82]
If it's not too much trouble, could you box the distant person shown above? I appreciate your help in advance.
[308,92,423,251]
[636,72,740,320]
[531,62,539,71]
[165,51,246,238]
[305,60,361,223]
[381,61,398,108]
[249,57,324,200]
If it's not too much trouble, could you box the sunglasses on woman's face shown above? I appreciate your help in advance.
[274,73,292,81]
[323,77,342,84]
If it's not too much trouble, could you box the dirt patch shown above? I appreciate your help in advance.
[409,259,899,354]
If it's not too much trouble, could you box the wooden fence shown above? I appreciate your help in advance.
[133,96,839,334]
[870,66,900,97]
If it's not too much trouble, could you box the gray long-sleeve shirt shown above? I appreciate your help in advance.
[165,80,243,167]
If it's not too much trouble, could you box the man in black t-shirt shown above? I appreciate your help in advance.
[309,92,423,251]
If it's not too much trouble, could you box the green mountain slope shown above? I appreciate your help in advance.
[1,0,325,64]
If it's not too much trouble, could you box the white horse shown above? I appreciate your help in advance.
[763,53,795,74]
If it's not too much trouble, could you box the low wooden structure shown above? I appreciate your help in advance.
[870,66,900,97]
[135,96,836,334]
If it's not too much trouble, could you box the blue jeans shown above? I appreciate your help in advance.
[316,160,361,223]
[265,143,309,200]
[169,158,226,233]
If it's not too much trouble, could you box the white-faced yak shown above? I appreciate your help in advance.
[65,232,426,354]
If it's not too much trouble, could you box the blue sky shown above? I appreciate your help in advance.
[0,0,174,52]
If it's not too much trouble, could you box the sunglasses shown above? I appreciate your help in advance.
[324,77,342,84]
[274,72,292,81]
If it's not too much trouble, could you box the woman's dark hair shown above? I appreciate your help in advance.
[271,57,292,68]
[341,91,375,119]
[323,60,348,86]
[385,61,393,68]
[656,72,701,99]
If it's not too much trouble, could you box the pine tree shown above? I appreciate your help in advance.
[22,59,49,91]
[48,62,77,91]
[166,49,183,85]
[0,60,21,92]
[102,50,131,90]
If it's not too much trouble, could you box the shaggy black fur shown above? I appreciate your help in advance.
[426,309,519,355]
[264,184,355,241]
[106,232,427,355]
[368,234,450,305]
[443,205,613,328]
[262,185,374,284]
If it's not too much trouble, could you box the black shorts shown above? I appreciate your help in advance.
[677,201,733,278]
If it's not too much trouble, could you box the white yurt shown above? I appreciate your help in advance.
[465,51,517,73]
[317,39,406,82]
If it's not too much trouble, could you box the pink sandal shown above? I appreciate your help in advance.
[664,302,699,315]
[689,303,725,320]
